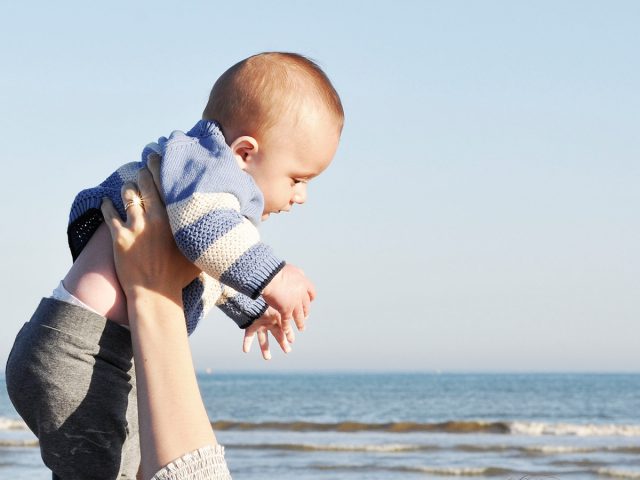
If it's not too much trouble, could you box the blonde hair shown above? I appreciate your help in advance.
[202,52,344,141]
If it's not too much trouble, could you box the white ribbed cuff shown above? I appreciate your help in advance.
[152,444,232,480]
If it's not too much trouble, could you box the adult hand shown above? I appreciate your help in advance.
[100,155,200,303]
[99,155,219,479]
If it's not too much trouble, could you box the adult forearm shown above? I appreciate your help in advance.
[128,289,217,479]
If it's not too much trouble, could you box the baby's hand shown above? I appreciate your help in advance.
[243,307,293,360]
[262,264,315,333]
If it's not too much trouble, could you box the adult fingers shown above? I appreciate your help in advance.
[146,153,165,204]
[136,167,161,213]
[257,330,271,360]
[120,182,144,228]
[100,198,124,238]
[147,153,161,183]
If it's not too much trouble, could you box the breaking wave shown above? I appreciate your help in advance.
[210,419,640,436]
[311,463,513,477]
[0,417,27,431]
[597,468,640,479]
[0,439,39,447]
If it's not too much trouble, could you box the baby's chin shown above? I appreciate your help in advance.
[261,213,271,220]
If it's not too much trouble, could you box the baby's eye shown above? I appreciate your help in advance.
[293,179,308,185]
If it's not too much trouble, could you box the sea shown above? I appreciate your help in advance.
[1,373,639,479]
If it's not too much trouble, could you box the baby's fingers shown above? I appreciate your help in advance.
[270,325,291,354]
[280,315,294,343]
[302,294,311,321]
[284,323,295,344]
[307,281,317,302]
[243,329,256,354]
[257,330,271,360]
[293,305,306,332]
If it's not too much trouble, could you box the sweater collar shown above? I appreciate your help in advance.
[186,120,226,141]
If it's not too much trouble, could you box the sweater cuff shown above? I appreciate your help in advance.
[218,295,268,329]
[245,258,286,300]
[220,243,285,300]
[152,444,231,480]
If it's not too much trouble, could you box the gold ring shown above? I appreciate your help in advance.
[124,195,143,212]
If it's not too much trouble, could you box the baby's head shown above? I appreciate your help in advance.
[202,52,344,219]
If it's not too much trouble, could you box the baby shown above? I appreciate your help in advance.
[5,52,343,479]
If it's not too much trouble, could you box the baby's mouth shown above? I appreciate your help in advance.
[262,208,289,219]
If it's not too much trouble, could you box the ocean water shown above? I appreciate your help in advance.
[1,373,639,479]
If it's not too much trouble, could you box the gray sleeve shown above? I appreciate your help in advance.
[151,445,232,480]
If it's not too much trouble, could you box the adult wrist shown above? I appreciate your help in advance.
[126,286,183,310]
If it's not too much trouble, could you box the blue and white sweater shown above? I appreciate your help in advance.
[67,120,285,334]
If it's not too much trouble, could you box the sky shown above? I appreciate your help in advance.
[0,1,638,372]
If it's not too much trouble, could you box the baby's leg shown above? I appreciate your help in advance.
[5,298,140,480]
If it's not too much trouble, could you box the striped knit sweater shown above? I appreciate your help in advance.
[67,120,285,334]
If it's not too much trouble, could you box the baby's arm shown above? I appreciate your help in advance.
[149,141,284,301]
[147,132,315,331]
[201,271,295,356]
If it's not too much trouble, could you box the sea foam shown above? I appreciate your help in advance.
[510,421,640,437]
[0,417,27,431]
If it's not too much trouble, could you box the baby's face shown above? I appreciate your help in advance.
[245,108,341,220]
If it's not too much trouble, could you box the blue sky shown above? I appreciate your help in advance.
[1,1,638,372]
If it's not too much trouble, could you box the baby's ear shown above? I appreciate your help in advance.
[229,136,259,171]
